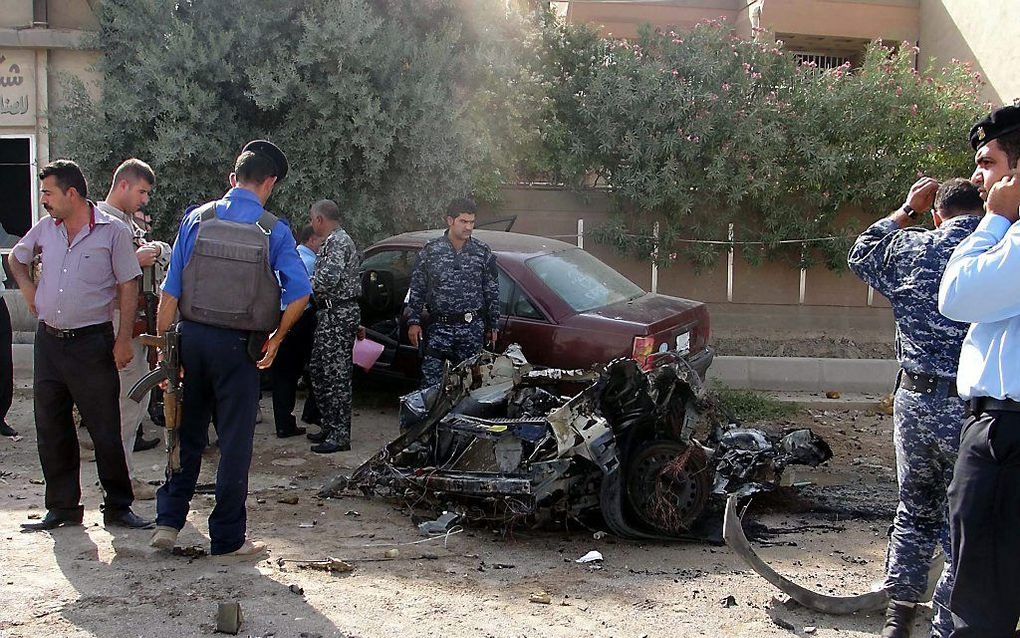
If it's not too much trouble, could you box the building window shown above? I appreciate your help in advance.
[0,137,33,247]
[792,51,853,71]
[0,136,37,289]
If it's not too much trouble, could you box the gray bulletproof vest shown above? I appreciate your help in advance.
[179,203,282,332]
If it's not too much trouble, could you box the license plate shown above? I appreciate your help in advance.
[675,332,690,354]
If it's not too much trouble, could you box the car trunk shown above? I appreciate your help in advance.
[584,293,710,361]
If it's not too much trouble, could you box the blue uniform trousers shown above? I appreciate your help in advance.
[155,321,259,555]
[885,384,966,638]
[420,322,485,388]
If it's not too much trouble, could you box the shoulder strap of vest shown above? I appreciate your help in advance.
[196,202,218,222]
[256,210,279,236]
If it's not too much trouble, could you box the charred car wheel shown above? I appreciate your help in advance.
[624,441,711,535]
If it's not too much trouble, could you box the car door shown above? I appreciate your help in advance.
[359,248,422,377]
[495,269,559,366]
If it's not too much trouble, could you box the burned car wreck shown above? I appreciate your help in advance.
[321,345,832,541]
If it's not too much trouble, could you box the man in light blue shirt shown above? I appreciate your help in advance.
[937,104,1020,638]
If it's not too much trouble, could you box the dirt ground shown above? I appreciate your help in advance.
[711,335,896,360]
[0,384,924,638]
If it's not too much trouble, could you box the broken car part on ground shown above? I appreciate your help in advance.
[321,345,832,541]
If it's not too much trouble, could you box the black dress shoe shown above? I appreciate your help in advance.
[21,511,83,531]
[0,421,17,437]
[103,510,155,529]
[277,426,307,439]
[133,435,160,452]
[306,429,327,443]
[311,441,350,454]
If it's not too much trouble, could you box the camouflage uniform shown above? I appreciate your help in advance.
[848,214,980,638]
[309,228,361,448]
[407,232,500,388]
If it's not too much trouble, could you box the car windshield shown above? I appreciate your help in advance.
[526,248,644,313]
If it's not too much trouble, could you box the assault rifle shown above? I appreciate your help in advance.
[129,324,182,477]
[141,266,165,427]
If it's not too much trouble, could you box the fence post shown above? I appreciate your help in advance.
[651,221,659,294]
[577,218,584,249]
[799,243,807,305]
[726,223,735,303]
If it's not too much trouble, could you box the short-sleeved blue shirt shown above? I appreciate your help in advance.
[162,187,312,306]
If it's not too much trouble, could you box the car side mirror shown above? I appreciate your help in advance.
[362,269,395,312]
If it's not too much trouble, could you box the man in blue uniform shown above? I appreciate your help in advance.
[406,198,500,388]
[849,176,983,638]
[149,141,311,559]
[938,105,1020,638]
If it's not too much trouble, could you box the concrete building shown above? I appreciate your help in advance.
[0,0,98,331]
[0,0,97,254]
[555,0,1018,106]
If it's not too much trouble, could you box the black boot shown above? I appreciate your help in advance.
[880,600,917,638]
[134,423,160,452]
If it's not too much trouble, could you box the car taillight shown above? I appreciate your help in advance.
[632,335,656,372]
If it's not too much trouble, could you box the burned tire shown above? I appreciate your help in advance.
[624,441,711,536]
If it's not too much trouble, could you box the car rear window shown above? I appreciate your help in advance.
[526,248,644,313]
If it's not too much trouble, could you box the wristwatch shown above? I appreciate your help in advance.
[900,204,919,219]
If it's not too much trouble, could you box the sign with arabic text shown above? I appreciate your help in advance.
[0,50,35,127]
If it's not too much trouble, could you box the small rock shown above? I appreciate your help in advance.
[289,584,304,595]
[384,548,400,559]
[215,601,243,635]
[345,510,360,517]
[825,390,841,399]
[804,627,817,634]
[277,496,299,505]
[28,478,44,485]
[772,617,795,631]
[720,595,737,608]
[529,592,551,605]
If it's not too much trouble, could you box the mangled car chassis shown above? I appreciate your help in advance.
[322,345,832,542]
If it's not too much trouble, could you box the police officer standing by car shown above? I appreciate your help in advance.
[848,176,983,638]
[307,199,363,454]
[9,159,153,531]
[148,141,311,559]
[938,105,1020,638]
[407,197,500,388]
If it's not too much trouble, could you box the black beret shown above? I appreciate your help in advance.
[970,105,1020,151]
[241,139,288,182]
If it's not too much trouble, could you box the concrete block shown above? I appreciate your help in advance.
[708,355,899,394]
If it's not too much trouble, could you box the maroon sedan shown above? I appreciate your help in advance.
[358,230,713,381]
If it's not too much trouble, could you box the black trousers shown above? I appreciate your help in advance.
[271,306,318,433]
[0,298,13,423]
[948,408,1020,637]
[34,322,132,516]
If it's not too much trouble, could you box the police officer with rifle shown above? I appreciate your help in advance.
[142,141,311,560]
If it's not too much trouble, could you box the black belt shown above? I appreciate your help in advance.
[432,310,482,325]
[971,397,1020,414]
[41,321,113,339]
[898,369,958,398]
[318,297,356,310]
